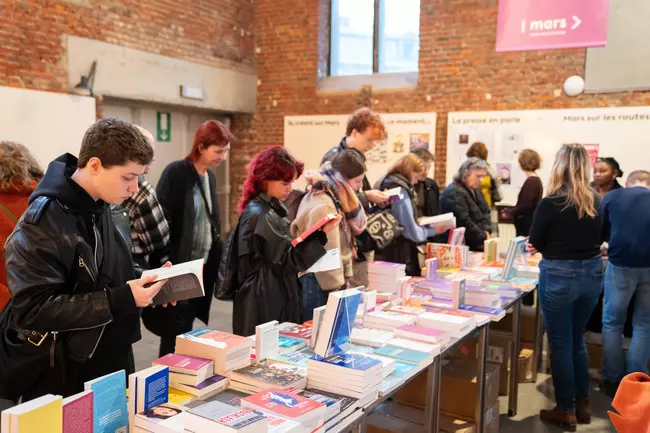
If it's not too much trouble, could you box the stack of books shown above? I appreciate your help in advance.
[386,337,442,355]
[229,364,307,394]
[394,324,448,345]
[426,243,468,270]
[373,346,434,369]
[412,279,501,309]
[364,311,416,331]
[175,328,252,374]
[425,306,498,325]
[185,400,268,433]
[416,311,476,339]
[367,262,406,293]
[296,389,363,433]
[267,348,316,368]
[385,305,426,316]
[279,323,313,343]
[350,327,394,348]
[153,353,215,390]
[307,352,383,400]
[241,389,327,433]
[278,336,307,353]
[134,403,186,433]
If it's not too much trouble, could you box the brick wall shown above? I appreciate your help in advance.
[249,0,650,208]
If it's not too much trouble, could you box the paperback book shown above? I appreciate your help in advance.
[141,259,205,305]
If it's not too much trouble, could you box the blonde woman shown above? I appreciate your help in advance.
[0,142,43,313]
[528,144,603,431]
[376,154,435,276]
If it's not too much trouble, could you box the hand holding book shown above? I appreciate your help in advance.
[292,213,342,247]
[128,264,170,308]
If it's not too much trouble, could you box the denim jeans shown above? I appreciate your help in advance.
[300,273,329,322]
[602,263,650,382]
[539,257,603,411]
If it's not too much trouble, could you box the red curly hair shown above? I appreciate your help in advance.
[238,146,304,214]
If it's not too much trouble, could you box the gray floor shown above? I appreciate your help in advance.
[133,301,616,432]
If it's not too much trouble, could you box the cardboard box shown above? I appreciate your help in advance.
[490,305,538,343]
[440,361,500,422]
[395,369,429,409]
[366,413,425,433]
[487,331,512,366]
[492,348,535,395]
[484,401,500,433]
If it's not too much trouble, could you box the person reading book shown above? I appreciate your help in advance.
[0,118,171,402]
[292,150,368,320]
[376,154,441,276]
[231,146,340,336]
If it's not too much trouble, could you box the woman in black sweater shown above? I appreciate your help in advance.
[527,144,603,431]
[501,149,543,236]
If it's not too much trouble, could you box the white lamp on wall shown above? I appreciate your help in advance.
[563,75,585,97]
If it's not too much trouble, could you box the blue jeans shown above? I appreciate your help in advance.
[300,273,329,322]
[602,263,650,382]
[539,258,603,411]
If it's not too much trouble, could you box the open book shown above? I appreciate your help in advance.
[141,259,205,305]
[419,212,456,231]
[292,213,337,247]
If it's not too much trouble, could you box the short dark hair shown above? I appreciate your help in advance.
[331,150,366,179]
[518,149,541,171]
[411,148,435,163]
[78,118,153,168]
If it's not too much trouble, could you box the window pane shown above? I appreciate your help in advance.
[330,0,375,76]
[378,0,420,73]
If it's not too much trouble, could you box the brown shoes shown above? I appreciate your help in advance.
[539,406,578,432]
[576,397,591,424]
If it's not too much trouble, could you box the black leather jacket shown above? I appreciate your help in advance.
[233,194,327,336]
[3,155,139,378]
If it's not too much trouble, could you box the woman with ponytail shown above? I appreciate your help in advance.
[232,146,340,336]
[527,143,604,431]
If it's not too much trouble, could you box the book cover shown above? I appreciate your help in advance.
[185,374,228,391]
[419,213,456,228]
[141,259,205,305]
[304,388,357,413]
[425,258,438,281]
[187,400,267,429]
[451,278,466,309]
[501,237,527,280]
[315,352,382,372]
[241,389,325,420]
[262,412,303,433]
[268,349,316,367]
[2,394,63,433]
[395,324,446,340]
[209,389,250,407]
[391,361,419,377]
[278,337,306,352]
[168,388,196,406]
[140,366,169,414]
[291,213,337,247]
[153,353,213,374]
[135,404,185,433]
[256,320,280,362]
[447,227,465,245]
[279,324,313,341]
[314,289,362,358]
[373,347,431,364]
[425,243,466,269]
[84,370,128,433]
[179,328,251,352]
[311,305,327,349]
[63,390,93,433]
[231,364,305,388]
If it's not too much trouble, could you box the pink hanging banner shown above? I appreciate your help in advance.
[496,0,610,52]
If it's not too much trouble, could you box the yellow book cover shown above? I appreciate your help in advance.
[168,388,196,406]
[7,395,62,433]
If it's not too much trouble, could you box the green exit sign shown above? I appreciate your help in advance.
[157,112,171,142]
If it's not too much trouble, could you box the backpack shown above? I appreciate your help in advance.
[214,223,240,301]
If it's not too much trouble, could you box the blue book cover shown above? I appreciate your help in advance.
[322,290,362,358]
[269,349,316,367]
[392,361,418,377]
[183,327,213,338]
[279,337,305,349]
[460,305,505,316]
[139,367,169,414]
[373,347,430,364]
[84,370,128,433]
[317,352,381,371]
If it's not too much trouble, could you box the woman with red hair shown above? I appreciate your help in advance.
[231,146,339,336]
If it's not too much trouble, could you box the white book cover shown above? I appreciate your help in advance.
[419,213,456,228]
[386,338,442,356]
[306,249,342,273]
[256,321,280,362]
[349,327,394,348]
[310,306,327,349]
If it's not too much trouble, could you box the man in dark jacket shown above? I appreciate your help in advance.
[148,120,233,356]
[0,118,167,401]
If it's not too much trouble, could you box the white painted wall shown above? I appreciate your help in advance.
[0,86,96,168]
[67,36,256,113]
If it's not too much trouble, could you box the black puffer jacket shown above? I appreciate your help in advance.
[233,194,327,336]
[1,154,138,400]
[440,182,492,251]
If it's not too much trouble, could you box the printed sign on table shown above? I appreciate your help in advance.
[496,0,610,52]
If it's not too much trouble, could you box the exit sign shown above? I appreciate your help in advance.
[157,112,171,142]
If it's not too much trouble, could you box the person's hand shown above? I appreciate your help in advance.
[129,274,168,308]
[485,232,492,239]
[367,189,389,205]
[322,214,343,233]
[526,241,538,255]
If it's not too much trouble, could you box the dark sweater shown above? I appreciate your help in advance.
[601,186,650,268]
[529,194,602,260]
[510,176,543,236]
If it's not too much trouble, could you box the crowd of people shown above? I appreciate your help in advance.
[0,108,649,432]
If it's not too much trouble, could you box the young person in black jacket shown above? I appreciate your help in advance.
[233,146,340,337]
[411,147,440,221]
[0,118,169,402]
[148,120,232,356]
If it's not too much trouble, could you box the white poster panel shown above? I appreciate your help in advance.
[285,112,437,189]
[447,107,650,205]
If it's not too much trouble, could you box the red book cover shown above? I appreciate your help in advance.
[279,324,312,341]
[242,388,325,420]
[63,390,94,433]
[291,214,336,247]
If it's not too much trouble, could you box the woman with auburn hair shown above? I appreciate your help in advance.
[232,146,340,336]
[0,142,43,313]
[376,154,438,276]
[528,143,604,431]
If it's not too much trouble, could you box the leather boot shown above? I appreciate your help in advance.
[576,396,591,424]
[540,406,577,432]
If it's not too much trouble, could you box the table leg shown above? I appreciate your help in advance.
[476,324,489,432]
[532,287,543,383]
[508,300,522,417]
[425,355,441,433]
